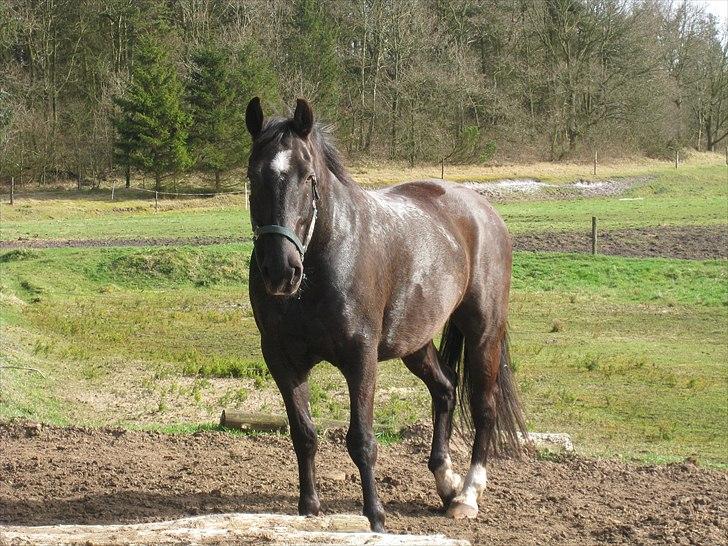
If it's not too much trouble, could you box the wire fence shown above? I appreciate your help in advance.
[4,177,250,210]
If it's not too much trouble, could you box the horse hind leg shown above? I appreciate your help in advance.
[447,330,526,519]
[402,341,462,507]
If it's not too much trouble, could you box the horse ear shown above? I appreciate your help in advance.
[246,97,263,139]
[292,98,314,138]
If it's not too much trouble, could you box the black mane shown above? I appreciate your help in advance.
[253,117,352,184]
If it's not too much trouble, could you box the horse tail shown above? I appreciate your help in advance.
[490,331,528,457]
[438,322,528,458]
[438,319,466,435]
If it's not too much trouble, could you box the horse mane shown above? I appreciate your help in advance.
[254,117,353,185]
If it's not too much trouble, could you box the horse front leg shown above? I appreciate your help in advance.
[342,356,385,532]
[263,345,321,516]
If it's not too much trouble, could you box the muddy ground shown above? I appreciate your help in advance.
[464,176,651,202]
[514,225,728,261]
[0,423,725,545]
[2,225,725,262]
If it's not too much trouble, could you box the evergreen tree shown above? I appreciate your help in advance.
[186,46,245,190]
[113,37,191,190]
[289,0,342,120]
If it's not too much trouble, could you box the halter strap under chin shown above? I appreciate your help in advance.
[252,177,319,258]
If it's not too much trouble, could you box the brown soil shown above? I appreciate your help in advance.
[3,225,724,262]
[514,225,728,260]
[1,423,725,545]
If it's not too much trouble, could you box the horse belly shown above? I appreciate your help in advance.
[377,267,465,361]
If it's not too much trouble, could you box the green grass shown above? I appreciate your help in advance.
[1,244,726,465]
[513,252,727,306]
[500,164,728,234]
[1,163,725,242]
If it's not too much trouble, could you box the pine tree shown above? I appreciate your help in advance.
[186,46,244,190]
[113,38,191,191]
[289,0,342,120]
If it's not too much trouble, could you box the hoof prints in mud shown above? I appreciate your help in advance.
[514,225,728,260]
[0,423,726,545]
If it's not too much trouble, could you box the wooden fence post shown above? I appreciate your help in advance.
[674,149,679,169]
[10,177,14,205]
[111,180,115,201]
[591,216,598,255]
[155,191,159,212]
[244,180,249,210]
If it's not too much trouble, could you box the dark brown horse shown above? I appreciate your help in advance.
[245,97,527,532]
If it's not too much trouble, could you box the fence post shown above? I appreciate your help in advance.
[593,150,597,176]
[591,216,598,255]
[155,191,159,212]
[674,149,679,169]
[111,180,115,201]
[10,177,14,205]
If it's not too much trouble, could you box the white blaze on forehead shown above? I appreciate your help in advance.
[270,149,292,175]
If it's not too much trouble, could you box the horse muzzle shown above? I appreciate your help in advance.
[255,239,304,297]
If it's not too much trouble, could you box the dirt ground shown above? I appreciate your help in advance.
[514,225,728,261]
[0,423,725,545]
[464,176,650,201]
[2,225,725,262]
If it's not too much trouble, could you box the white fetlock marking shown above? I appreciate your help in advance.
[453,463,487,508]
[433,455,463,499]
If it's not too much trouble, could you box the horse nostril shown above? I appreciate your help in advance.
[291,265,303,285]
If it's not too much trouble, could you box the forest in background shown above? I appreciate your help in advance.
[0,0,726,189]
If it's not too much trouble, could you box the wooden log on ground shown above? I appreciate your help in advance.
[219,411,575,454]
[0,513,470,545]
[219,410,289,433]
[220,411,381,434]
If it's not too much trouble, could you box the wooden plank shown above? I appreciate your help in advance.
[219,411,366,434]
[0,513,470,545]
[219,411,575,454]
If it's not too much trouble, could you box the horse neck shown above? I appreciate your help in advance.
[308,168,366,257]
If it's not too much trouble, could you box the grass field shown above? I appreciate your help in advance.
[1,155,725,242]
[1,154,726,467]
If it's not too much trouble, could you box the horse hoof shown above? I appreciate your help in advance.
[299,499,322,517]
[446,500,478,520]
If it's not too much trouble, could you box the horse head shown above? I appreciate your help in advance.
[246,97,321,297]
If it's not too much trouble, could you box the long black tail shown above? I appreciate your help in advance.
[438,320,528,458]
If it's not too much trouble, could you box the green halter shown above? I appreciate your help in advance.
[252,176,320,257]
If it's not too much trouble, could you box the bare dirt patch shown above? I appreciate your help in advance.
[464,176,651,202]
[514,225,728,260]
[0,423,725,545]
[4,225,722,261]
